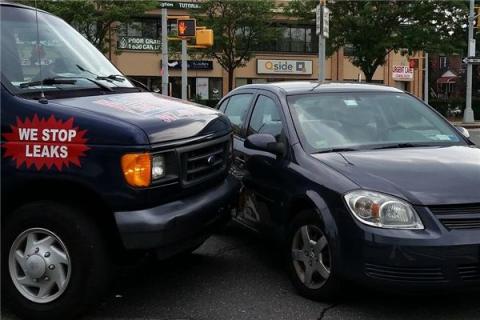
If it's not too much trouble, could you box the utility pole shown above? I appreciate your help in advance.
[424,52,429,104]
[161,8,169,96]
[181,39,188,100]
[317,0,328,82]
[464,0,476,123]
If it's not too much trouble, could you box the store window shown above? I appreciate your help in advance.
[258,25,316,54]
[118,18,177,39]
[344,44,355,57]
[439,56,448,69]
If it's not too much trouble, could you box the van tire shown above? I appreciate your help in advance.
[286,210,341,302]
[2,202,110,320]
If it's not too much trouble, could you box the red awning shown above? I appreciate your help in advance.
[437,77,457,84]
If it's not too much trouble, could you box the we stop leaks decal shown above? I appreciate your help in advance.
[2,115,89,171]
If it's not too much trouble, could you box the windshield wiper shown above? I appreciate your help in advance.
[76,64,125,83]
[315,147,359,154]
[370,143,432,150]
[20,76,113,92]
[20,78,77,88]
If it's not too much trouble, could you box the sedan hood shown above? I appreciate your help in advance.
[313,146,480,206]
[54,92,230,144]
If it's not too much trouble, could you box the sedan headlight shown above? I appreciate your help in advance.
[344,190,424,230]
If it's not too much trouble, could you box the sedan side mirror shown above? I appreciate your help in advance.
[244,134,285,156]
[456,126,470,139]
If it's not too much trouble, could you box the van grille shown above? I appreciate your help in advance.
[179,136,230,187]
[429,204,480,230]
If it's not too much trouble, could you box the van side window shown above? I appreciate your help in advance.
[248,95,284,141]
[223,94,253,135]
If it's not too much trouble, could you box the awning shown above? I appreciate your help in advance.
[436,70,457,84]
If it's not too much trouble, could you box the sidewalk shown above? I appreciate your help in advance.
[451,121,480,129]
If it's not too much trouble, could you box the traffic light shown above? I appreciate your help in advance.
[196,29,214,47]
[177,19,196,37]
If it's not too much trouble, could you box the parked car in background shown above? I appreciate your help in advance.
[1,3,237,319]
[219,81,480,300]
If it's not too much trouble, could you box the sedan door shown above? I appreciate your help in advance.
[238,92,290,231]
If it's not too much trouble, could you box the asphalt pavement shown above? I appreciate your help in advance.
[86,223,480,320]
[469,128,480,145]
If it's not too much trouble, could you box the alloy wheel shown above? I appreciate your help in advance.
[291,225,331,289]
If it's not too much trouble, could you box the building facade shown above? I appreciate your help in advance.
[107,1,425,103]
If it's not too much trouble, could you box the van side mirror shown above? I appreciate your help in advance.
[456,126,470,139]
[244,134,285,156]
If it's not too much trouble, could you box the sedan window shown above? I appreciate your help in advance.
[287,92,465,153]
[248,95,284,141]
[223,93,253,135]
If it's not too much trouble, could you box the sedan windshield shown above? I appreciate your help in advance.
[287,92,466,153]
[0,6,135,95]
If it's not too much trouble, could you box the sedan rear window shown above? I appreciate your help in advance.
[287,92,465,153]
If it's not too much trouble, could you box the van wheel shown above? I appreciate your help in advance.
[2,202,110,320]
[286,210,341,301]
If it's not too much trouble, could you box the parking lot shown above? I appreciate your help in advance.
[469,128,480,145]
[78,222,479,320]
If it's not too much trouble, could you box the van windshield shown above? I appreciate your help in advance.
[287,92,466,154]
[0,5,135,95]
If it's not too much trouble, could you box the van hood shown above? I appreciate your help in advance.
[54,92,231,144]
[313,146,480,206]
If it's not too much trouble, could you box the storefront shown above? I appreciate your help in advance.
[107,2,425,102]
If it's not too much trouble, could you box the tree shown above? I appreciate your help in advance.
[197,0,276,91]
[19,0,157,53]
[285,0,468,82]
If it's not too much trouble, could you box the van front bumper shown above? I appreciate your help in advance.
[114,176,239,251]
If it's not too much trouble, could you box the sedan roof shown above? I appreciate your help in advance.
[233,81,403,95]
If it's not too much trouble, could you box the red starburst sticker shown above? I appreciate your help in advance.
[2,114,89,171]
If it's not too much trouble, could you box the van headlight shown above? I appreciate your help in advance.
[152,155,166,180]
[344,190,424,230]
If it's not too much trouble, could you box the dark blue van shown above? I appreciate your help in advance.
[1,3,237,319]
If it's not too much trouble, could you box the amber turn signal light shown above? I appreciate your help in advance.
[121,153,151,187]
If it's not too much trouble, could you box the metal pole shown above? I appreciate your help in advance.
[181,39,188,100]
[464,0,475,123]
[319,36,325,82]
[161,8,169,96]
[424,52,429,104]
[318,3,325,82]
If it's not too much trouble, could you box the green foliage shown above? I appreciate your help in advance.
[429,98,480,120]
[196,0,276,90]
[18,0,157,53]
[286,0,468,82]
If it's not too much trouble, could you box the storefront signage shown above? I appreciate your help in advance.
[392,65,414,81]
[158,2,202,10]
[257,59,313,75]
[117,36,161,51]
[168,60,213,70]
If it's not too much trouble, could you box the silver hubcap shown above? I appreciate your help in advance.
[8,228,71,303]
[291,225,331,289]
